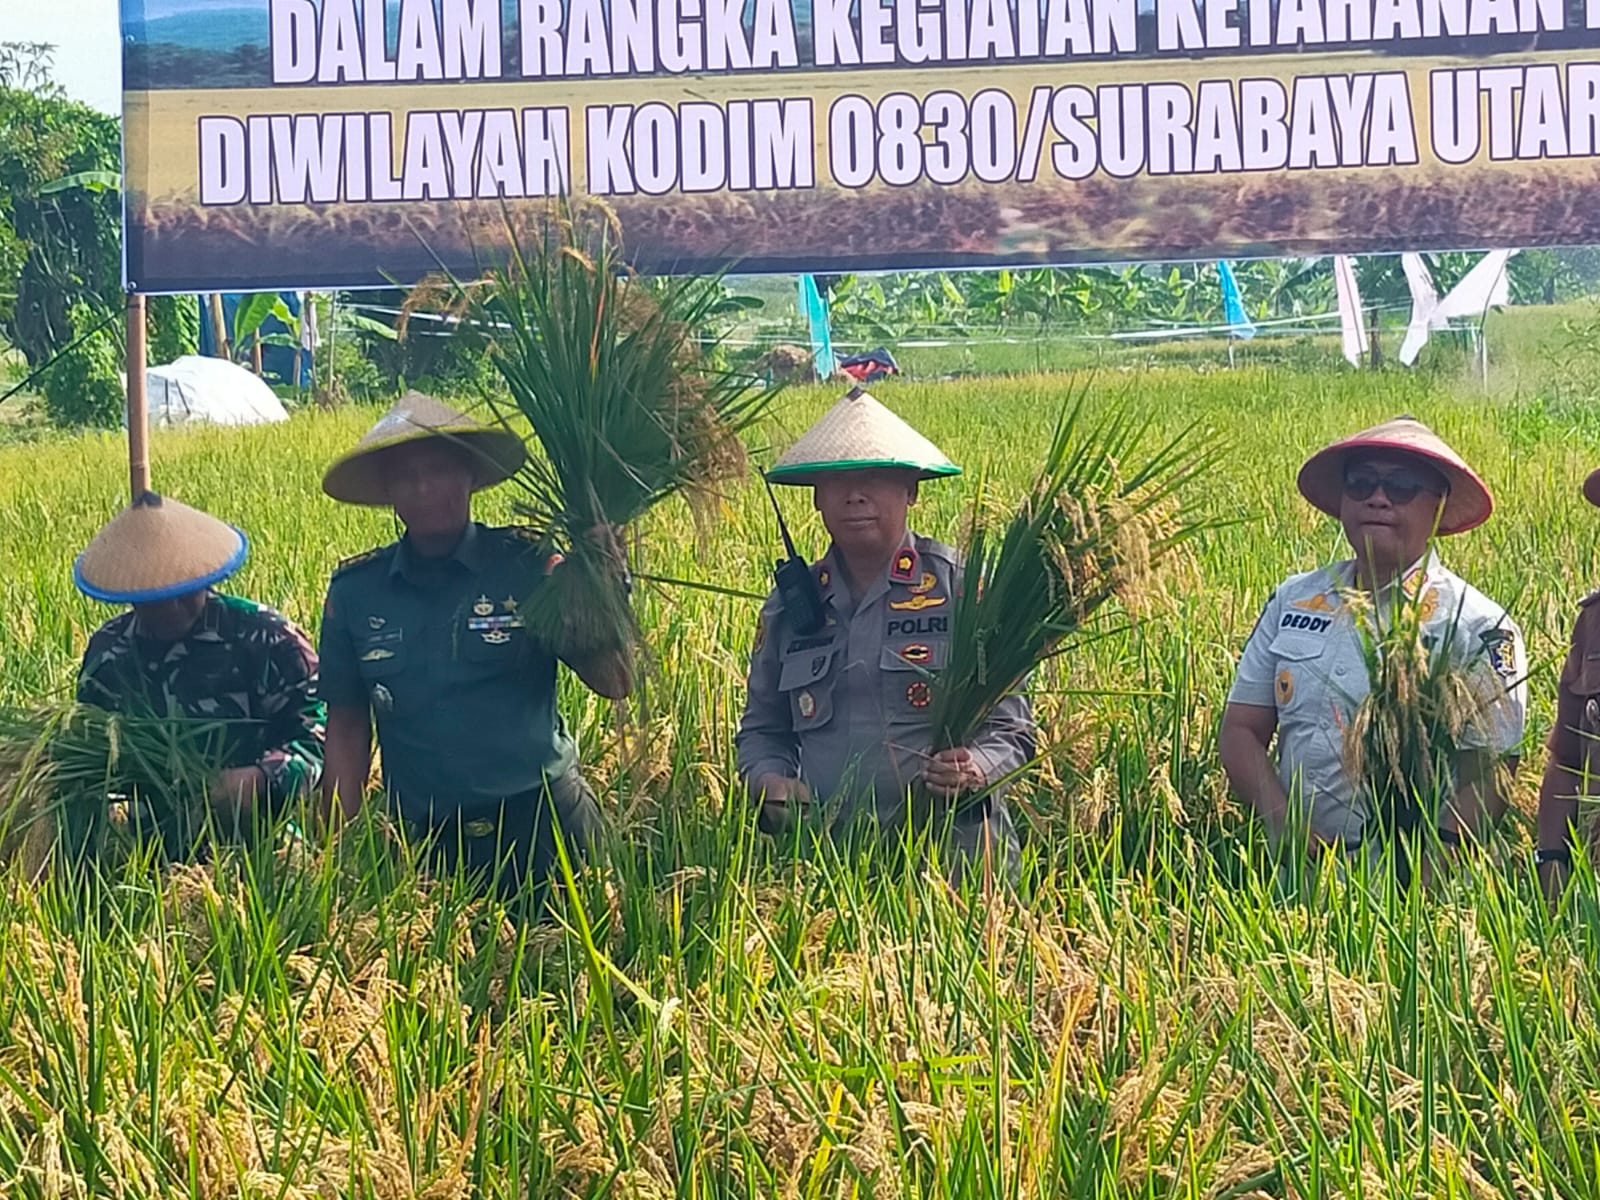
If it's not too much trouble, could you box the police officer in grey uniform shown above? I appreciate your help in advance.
[737,390,1035,882]
[1219,416,1526,878]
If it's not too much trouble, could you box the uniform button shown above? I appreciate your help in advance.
[1335,666,1347,677]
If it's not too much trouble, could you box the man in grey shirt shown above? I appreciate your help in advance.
[737,389,1035,883]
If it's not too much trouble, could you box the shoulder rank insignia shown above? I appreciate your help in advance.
[890,548,918,583]
[1291,593,1336,613]
[332,545,390,578]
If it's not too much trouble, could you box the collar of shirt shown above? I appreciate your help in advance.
[1325,550,1441,599]
[391,521,487,584]
[814,528,918,615]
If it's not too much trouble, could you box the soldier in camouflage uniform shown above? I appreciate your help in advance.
[73,491,325,856]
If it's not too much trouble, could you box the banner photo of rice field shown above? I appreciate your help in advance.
[122,0,1600,290]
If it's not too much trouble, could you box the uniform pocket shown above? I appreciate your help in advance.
[1265,631,1330,712]
[880,643,941,718]
[356,632,406,679]
[785,676,836,730]
[778,635,840,692]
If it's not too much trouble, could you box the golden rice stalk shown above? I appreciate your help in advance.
[1341,574,1514,867]
[927,392,1220,758]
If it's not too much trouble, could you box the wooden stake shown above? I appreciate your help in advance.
[126,292,150,500]
[209,293,231,360]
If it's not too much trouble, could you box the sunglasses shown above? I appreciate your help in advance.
[1342,467,1445,506]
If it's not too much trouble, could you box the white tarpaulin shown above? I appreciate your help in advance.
[143,356,289,428]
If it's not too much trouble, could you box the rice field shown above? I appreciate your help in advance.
[4,349,1600,1197]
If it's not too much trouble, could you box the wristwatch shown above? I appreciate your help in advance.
[1535,846,1573,867]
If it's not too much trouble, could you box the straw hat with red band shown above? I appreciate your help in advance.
[322,391,527,506]
[73,492,249,604]
[1296,415,1493,536]
[765,387,960,485]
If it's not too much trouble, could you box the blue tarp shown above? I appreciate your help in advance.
[196,293,313,388]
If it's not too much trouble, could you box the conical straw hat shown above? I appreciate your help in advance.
[765,388,960,485]
[322,391,527,506]
[73,492,248,603]
[1296,415,1492,536]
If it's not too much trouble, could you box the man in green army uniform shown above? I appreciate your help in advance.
[317,392,632,897]
[737,389,1036,883]
[74,491,325,856]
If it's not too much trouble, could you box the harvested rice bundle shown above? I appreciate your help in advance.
[0,703,233,874]
[1341,576,1513,862]
[432,202,779,662]
[926,396,1218,763]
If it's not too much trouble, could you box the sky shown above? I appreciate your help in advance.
[4,0,123,114]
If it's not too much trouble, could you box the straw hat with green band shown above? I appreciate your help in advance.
[765,388,960,485]
[322,391,527,506]
[73,492,248,604]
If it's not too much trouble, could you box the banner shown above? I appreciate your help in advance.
[121,0,1600,292]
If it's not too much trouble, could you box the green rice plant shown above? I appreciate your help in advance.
[1341,564,1515,879]
[426,202,781,661]
[0,703,235,872]
[4,322,1600,1196]
[926,392,1221,766]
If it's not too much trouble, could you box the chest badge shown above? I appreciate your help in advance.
[909,572,938,595]
[361,647,396,662]
[797,689,816,719]
[1276,668,1294,705]
[367,615,387,630]
[890,593,945,612]
[482,629,513,645]
[906,680,932,709]
[502,596,519,612]
[900,643,932,664]
[473,595,495,617]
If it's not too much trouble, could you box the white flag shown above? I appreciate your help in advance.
[1399,253,1440,367]
[1333,255,1368,368]
[1436,250,1514,321]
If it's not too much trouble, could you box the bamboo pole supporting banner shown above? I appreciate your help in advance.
[126,292,150,500]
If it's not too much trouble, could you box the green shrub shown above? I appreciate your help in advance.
[41,303,121,427]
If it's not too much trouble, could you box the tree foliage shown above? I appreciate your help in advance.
[0,69,122,375]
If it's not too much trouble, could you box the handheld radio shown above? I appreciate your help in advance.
[764,478,827,635]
